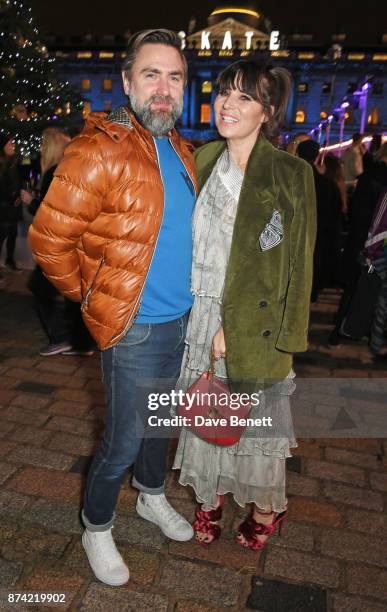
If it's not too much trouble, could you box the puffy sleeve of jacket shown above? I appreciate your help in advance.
[275,161,317,353]
[28,134,105,301]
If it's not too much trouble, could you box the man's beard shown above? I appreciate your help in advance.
[128,91,183,137]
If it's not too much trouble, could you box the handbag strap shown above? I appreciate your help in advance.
[208,353,216,380]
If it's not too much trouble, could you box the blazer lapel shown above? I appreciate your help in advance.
[240,135,278,212]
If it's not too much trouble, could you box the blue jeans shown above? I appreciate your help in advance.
[82,313,188,530]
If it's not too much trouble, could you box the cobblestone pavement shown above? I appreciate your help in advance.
[0,272,386,611]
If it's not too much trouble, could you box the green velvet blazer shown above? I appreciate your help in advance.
[194,134,317,391]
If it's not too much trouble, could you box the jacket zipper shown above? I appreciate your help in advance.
[82,257,105,309]
[107,137,166,345]
[169,139,197,195]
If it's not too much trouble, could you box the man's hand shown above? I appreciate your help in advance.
[212,326,226,360]
[20,189,34,205]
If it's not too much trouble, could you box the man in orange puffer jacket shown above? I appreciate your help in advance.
[29,29,197,586]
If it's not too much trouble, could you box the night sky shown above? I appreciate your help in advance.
[29,0,387,45]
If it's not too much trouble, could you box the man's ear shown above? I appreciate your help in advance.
[122,71,130,96]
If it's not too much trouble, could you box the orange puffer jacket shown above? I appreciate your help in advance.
[29,107,197,350]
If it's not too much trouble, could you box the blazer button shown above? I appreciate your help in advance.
[262,329,271,337]
[259,300,268,308]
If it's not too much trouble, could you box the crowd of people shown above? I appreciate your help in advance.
[323,134,387,355]
[0,26,386,585]
[282,129,387,357]
[0,128,94,356]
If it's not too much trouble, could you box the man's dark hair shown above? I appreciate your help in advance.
[297,139,320,163]
[122,29,187,85]
[352,133,363,144]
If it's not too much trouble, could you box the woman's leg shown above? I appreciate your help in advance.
[194,495,224,545]
[235,504,287,550]
[5,224,17,267]
[232,453,288,550]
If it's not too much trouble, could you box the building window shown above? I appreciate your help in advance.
[201,81,212,94]
[347,53,365,60]
[102,79,112,91]
[104,100,112,112]
[77,52,92,59]
[322,82,331,94]
[297,82,308,93]
[344,109,355,124]
[368,107,380,125]
[347,82,357,94]
[295,109,306,123]
[82,79,91,91]
[82,101,91,118]
[372,82,383,95]
[200,103,211,124]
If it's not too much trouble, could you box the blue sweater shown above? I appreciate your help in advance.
[136,137,195,324]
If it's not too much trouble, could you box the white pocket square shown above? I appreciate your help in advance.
[259,209,284,251]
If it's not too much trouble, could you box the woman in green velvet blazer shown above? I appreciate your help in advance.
[173,60,317,551]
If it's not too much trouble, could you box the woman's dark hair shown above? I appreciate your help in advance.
[216,60,292,138]
[370,134,382,155]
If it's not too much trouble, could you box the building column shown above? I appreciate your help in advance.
[189,78,196,128]
[181,86,189,128]
[210,85,216,128]
[286,80,296,127]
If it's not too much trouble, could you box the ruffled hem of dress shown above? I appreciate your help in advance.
[173,468,288,513]
[227,439,298,458]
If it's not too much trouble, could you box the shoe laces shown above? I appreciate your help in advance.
[90,529,122,567]
[148,494,183,524]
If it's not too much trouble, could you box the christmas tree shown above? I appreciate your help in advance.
[0,0,83,156]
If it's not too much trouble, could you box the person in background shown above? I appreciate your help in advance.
[364,188,387,360]
[342,133,366,188]
[286,132,310,156]
[324,154,348,215]
[0,133,21,281]
[20,127,94,357]
[329,142,387,345]
[323,154,347,285]
[363,134,382,172]
[297,140,342,300]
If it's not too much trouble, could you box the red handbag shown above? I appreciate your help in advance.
[177,356,251,446]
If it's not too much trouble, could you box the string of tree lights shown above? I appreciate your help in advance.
[0,0,83,156]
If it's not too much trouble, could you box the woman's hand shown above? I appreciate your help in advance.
[212,326,226,360]
[20,189,34,205]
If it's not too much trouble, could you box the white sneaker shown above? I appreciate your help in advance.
[136,492,194,542]
[82,528,129,586]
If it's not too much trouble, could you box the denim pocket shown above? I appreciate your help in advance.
[120,323,151,347]
[172,313,188,351]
